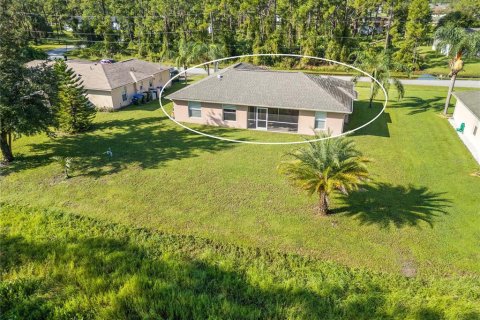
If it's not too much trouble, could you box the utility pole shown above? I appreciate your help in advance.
[210,11,214,42]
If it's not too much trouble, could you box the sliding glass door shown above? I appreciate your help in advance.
[247,106,299,132]
[256,108,267,130]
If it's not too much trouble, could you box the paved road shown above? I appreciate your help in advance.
[333,76,480,88]
[182,67,480,88]
[46,45,83,60]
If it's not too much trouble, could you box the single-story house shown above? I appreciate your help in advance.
[166,63,357,136]
[451,91,480,163]
[26,58,171,110]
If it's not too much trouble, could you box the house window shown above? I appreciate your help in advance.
[188,101,202,118]
[149,78,153,88]
[122,86,127,101]
[139,81,143,91]
[314,111,327,129]
[223,105,237,121]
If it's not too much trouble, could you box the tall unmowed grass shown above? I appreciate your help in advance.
[1,203,479,319]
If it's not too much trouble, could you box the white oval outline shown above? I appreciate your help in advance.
[158,54,388,145]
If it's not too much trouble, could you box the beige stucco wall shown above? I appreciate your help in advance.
[93,69,172,110]
[111,83,137,109]
[298,110,315,135]
[155,69,172,88]
[326,112,346,136]
[298,110,346,136]
[173,100,347,135]
[453,99,480,149]
[173,100,248,129]
[86,90,114,110]
[135,69,171,91]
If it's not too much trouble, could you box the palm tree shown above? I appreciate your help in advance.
[175,40,194,84]
[208,43,227,72]
[278,134,369,215]
[434,24,480,115]
[353,50,406,108]
[191,42,226,75]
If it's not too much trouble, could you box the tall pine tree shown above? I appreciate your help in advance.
[54,60,96,133]
[394,0,431,70]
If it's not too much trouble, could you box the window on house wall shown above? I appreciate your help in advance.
[139,81,143,91]
[122,86,127,101]
[188,101,202,118]
[314,111,327,130]
[149,78,153,88]
[223,105,237,121]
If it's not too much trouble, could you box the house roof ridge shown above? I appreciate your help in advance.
[100,64,115,89]
[166,64,356,114]
[302,73,346,107]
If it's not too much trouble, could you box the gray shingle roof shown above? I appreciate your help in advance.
[166,63,356,113]
[453,91,480,119]
[26,59,169,91]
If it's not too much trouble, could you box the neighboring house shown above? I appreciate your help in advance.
[452,91,480,163]
[26,58,171,110]
[166,63,357,136]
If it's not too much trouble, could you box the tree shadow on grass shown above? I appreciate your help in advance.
[332,183,451,229]
[0,232,393,319]
[346,101,391,137]
[2,115,245,178]
[396,95,445,115]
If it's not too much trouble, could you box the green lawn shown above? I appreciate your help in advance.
[31,43,67,52]
[1,80,480,317]
[1,81,479,277]
[418,45,480,78]
[1,204,478,319]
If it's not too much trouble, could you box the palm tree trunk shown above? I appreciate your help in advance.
[443,73,457,115]
[317,191,329,216]
[1,131,14,162]
[384,4,394,51]
[183,64,188,84]
[369,79,374,108]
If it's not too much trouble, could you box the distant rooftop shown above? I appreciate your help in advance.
[166,63,357,113]
[26,58,169,91]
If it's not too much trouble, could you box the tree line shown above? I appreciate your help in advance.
[7,0,467,69]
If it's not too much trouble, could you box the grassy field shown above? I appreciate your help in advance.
[1,79,479,279]
[31,43,68,52]
[417,45,480,78]
[1,203,479,319]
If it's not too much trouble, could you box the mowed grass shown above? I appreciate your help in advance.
[417,45,480,79]
[1,204,479,319]
[1,80,479,279]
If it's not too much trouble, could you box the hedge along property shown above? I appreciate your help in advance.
[166,63,357,135]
